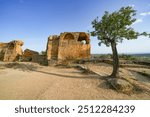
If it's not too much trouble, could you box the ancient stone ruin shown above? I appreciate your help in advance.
[0,32,91,64]
[0,40,23,62]
[46,32,91,61]
[22,49,39,62]
[22,49,47,65]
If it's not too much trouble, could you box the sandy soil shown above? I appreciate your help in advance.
[0,62,150,100]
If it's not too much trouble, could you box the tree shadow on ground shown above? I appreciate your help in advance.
[1,62,104,80]
[2,62,39,72]
[33,69,101,80]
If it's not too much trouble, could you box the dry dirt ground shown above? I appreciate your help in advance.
[0,62,150,100]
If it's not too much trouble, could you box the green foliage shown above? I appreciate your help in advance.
[134,56,150,62]
[40,51,46,55]
[91,6,149,47]
[119,54,135,60]
[90,6,150,77]
[92,54,112,59]
[92,54,135,60]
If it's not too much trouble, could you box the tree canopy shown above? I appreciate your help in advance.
[90,6,149,78]
[91,6,149,47]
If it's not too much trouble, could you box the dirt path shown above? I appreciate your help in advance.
[0,63,150,100]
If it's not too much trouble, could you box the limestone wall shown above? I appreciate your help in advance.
[22,49,39,61]
[0,43,8,60]
[46,35,59,60]
[22,49,47,65]
[32,55,48,65]
[58,32,90,60]
[58,44,90,60]
[46,32,91,61]
[0,40,23,62]
[0,43,7,52]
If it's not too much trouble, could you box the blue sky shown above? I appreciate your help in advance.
[0,0,150,54]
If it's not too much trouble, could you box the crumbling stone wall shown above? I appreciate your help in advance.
[0,43,7,60]
[22,49,39,62]
[46,32,91,60]
[0,40,23,62]
[32,55,48,65]
[22,49,47,65]
[46,35,59,60]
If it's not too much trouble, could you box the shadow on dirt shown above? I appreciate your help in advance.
[1,62,39,72]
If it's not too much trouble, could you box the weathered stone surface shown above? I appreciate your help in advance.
[32,55,48,65]
[22,49,47,65]
[22,49,39,61]
[107,78,134,94]
[46,35,59,60]
[0,40,23,62]
[0,43,7,60]
[46,32,91,61]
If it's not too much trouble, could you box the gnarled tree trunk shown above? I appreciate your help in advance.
[110,42,119,78]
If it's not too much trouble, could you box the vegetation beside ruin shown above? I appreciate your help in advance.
[90,6,149,78]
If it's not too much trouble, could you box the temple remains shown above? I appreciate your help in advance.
[0,32,91,63]
[22,49,39,62]
[22,49,47,65]
[0,40,23,62]
[46,32,91,60]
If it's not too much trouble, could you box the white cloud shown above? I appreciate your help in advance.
[129,4,135,8]
[140,12,150,16]
[133,19,143,25]
[131,5,135,8]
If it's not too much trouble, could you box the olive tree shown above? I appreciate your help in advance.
[91,6,149,78]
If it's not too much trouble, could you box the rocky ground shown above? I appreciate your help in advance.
[0,61,150,100]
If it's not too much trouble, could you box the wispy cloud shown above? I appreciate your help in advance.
[129,4,135,8]
[140,12,150,16]
[133,19,143,25]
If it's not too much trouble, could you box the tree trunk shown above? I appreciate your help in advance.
[110,42,119,78]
